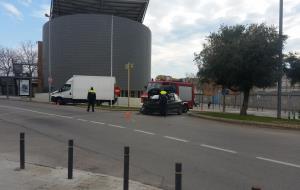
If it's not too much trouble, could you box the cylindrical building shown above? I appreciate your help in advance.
[42,0,151,97]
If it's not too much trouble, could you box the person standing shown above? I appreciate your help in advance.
[87,87,96,112]
[159,90,168,116]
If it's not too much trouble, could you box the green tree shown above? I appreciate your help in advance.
[285,52,300,85]
[195,24,285,115]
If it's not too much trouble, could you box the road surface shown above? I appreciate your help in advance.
[0,100,299,190]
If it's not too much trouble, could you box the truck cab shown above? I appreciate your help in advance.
[51,79,73,104]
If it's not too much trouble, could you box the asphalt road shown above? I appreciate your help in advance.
[0,99,300,190]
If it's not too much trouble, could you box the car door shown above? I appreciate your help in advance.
[167,94,177,112]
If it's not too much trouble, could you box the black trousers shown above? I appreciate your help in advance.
[160,104,167,116]
[87,102,95,112]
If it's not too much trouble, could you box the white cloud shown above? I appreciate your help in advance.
[31,4,50,21]
[19,0,32,6]
[1,2,23,20]
[144,0,300,78]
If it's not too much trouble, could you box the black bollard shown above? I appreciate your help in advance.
[175,163,182,190]
[68,140,73,179]
[123,146,130,190]
[20,133,25,169]
[252,187,261,190]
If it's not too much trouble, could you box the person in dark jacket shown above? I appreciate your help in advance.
[159,90,168,116]
[87,87,96,112]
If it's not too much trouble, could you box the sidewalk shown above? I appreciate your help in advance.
[0,157,162,190]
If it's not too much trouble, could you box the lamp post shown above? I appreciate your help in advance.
[125,63,134,107]
[45,13,52,102]
[277,0,283,118]
[110,15,114,107]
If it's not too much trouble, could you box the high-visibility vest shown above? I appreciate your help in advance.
[160,90,167,95]
[88,89,96,93]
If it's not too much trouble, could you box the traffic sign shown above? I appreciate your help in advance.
[48,77,53,84]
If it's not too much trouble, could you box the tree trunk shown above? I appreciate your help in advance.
[6,82,9,99]
[5,77,9,99]
[240,89,250,115]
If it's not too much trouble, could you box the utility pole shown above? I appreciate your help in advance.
[125,63,134,107]
[45,13,52,102]
[277,0,283,119]
[110,15,114,107]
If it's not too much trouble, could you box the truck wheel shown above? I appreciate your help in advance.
[57,98,64,105]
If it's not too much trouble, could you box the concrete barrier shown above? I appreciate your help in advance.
[115,97,141,108]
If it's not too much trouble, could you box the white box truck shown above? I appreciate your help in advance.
[51,75,117,105]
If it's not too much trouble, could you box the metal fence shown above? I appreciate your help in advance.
[195,92,300,112]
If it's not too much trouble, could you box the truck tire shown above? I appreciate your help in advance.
[57,97,64,105]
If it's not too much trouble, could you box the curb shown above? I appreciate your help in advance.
[0,97,140,111]
[188,111,300,130]
[0,97,52,105]
[76,105,140,112]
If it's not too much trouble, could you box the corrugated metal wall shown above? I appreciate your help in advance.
[43,14,151,92]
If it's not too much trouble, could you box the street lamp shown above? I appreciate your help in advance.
[45,13,52,102]
[125,63,134,107]
[277,0,283,118]
[110,15,114,107]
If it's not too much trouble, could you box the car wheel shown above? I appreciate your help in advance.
[140,105,147,114]
[182,104,189,113]
[177,107,182,115]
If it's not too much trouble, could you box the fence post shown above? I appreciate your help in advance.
[68,140,73,179]
[175,163,182,190]
[293,111,296,120]
[20,133,25,169]
[123,146,130,190]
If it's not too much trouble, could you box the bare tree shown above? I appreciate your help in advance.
[17,41,38,77]
[0,47,16,98]
[0,47,15,76]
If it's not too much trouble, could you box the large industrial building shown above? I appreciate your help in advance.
[42,0,151,97]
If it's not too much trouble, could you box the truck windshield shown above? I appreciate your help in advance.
[61,84,71,92]
[146,83,161,91]
[147,83,176,93]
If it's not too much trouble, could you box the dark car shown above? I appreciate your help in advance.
[140,91,183,115]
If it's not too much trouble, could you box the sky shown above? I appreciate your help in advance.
[1,0,300,78]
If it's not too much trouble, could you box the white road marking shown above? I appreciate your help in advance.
[53,114,73,119]
[108,124,125,129]
[90,121,105,125]
[0,105,73,118]
[77,118,88,122]
[200,144,237,154]
[164,136,189,143]
[256,157,300,168]
[134,130,155,135]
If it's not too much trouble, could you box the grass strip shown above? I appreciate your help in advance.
[197,111,300,126]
